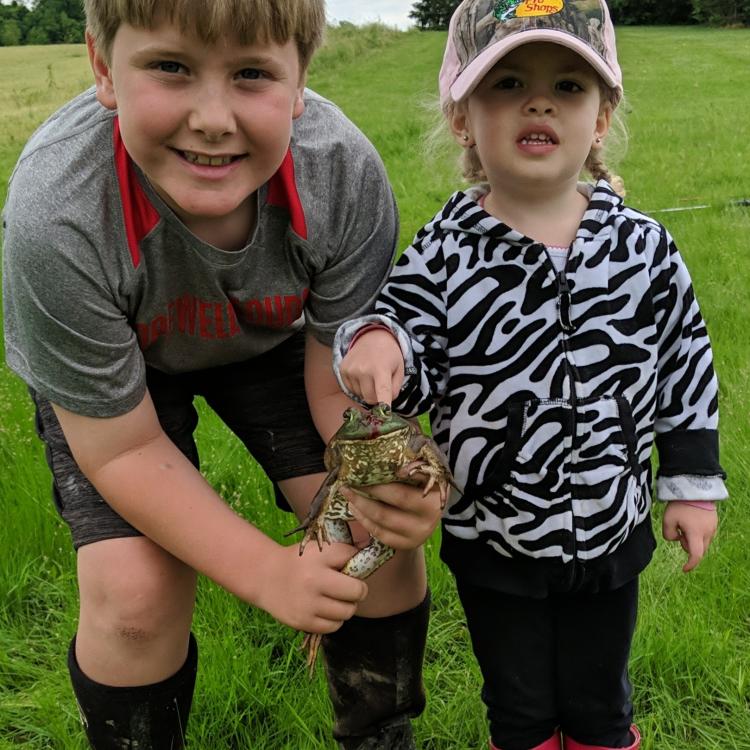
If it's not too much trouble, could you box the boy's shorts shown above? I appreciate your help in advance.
[31,331,327,550]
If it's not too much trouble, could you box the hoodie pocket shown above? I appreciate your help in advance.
[475,396,642,561]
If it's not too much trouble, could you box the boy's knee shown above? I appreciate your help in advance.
[82,563,195,644]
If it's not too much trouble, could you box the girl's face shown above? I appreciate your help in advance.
[452,42,611,199]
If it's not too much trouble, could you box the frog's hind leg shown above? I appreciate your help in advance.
[302,632,324,677]
[341,539,395,579]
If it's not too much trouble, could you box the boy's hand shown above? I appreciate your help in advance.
[258,542,368,634]
[340,329,405,405]
[342,482,443,550]
[662,502,718,572]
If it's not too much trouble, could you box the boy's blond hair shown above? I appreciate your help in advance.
[84,0,326,71]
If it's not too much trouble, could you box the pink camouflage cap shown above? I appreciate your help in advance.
[439,0,622,104]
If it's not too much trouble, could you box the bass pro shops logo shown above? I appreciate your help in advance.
[494,0,564,20]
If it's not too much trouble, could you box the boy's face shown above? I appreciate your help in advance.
[452,43,611,198]
[88,20,305,240]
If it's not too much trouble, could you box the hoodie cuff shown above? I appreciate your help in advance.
[656,474,729,502]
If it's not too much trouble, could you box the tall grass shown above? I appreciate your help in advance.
[1,26,749,749]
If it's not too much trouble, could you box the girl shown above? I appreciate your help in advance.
[332,1,728,749]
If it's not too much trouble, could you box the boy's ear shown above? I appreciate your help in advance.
[292,72,306,120]
[86,31,117,110]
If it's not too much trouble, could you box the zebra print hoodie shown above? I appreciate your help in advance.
[335,181,727,591]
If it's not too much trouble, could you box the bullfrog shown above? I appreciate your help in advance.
[288,403,456,672]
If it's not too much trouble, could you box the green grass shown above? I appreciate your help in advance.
[1,26,749,749]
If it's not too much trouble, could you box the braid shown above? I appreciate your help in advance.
[585,151,626,198]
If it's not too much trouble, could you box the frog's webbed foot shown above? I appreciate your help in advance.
[396,460,453,508]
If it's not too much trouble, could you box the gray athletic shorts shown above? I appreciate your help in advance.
[31,331,326,549]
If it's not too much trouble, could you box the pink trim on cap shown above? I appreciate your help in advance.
[450,28,621,102]
[439,0,622,105]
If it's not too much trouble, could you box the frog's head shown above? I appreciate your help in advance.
[336,404,407,440]
[336,407,372,440]
[365,403,408,436]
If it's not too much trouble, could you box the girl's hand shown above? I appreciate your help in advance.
[340,329,405,405]
[342,482,442,550]
[662,502,718,572]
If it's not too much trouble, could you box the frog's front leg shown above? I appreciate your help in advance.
[399,437,458,508]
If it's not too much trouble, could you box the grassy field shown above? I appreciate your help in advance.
[1,25,749,749]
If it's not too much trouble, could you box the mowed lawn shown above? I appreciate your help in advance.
[1,26,749,749]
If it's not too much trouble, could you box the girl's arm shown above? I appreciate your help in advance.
[334,238,451,416]
[651,227,727,570]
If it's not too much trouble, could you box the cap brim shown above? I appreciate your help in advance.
[449,30,621,102]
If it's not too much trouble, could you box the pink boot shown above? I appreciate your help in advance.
[491,729,563,750]
[564,725,641,750]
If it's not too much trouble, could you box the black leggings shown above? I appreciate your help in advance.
[456,577,638,750]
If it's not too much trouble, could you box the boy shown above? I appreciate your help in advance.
[2,1,442,748]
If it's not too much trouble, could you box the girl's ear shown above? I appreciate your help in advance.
[593,101,613,149]
[450,103,474,147]
[87,31,117,110]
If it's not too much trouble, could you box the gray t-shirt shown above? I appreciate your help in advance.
[3,88,397,418]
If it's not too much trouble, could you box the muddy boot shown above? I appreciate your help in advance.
[68,633,198,749]
[322,591,430,750]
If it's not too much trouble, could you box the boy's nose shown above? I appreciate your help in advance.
[188,88,237,140]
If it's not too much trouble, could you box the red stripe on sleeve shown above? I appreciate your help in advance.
[267,147,307,239]
[113,117,160,268]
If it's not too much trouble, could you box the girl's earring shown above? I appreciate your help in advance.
[595,136,602,144]
[462,133,470,142]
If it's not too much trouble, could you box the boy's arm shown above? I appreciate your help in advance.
[305,334,442,549]
[51,393,367,633]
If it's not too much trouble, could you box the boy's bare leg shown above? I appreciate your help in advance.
[76,536,197,685]
[69,537,199,749]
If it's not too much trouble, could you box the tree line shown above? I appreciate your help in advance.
[0,0,85,46]
[409,0,750,29]
[0,0,746,48]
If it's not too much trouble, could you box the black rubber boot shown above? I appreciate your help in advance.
[322,591,430,750]
[68,633,198,749]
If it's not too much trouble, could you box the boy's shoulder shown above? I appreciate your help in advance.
[291,89,387,177]
[287,89,394,237]
[7,88,117,226]
[14,87,113,172]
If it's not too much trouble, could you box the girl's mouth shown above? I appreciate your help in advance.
[518,132,558,146]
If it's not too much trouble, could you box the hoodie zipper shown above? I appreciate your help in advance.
[552,257,579,562]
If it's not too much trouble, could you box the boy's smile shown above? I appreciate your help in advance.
[88,20,306,249]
